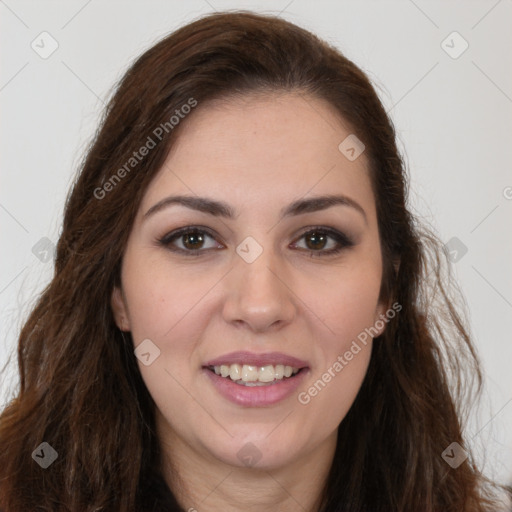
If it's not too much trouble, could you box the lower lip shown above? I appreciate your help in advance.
[202,368,309,407]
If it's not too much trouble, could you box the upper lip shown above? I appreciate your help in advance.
[203,351,309,369]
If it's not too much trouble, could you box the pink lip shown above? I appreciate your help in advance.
[202,367,309,407]
[203,351,309,369]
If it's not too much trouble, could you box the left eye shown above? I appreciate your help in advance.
[291,228,354,255]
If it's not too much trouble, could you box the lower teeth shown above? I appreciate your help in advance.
[235,380,277,387]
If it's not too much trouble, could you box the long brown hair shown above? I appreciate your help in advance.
[0,10,503,511]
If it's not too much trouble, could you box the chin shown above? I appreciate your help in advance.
[203,428,307,471]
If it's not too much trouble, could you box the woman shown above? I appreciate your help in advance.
[0,10,505,512]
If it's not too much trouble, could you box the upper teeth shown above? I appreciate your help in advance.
[212,364,299,383]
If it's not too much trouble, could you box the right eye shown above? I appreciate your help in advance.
[158,226,225,255]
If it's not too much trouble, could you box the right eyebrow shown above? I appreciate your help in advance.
[144,195,236,219]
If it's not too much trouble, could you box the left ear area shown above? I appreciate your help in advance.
[373,257,401,337]
[110,286,131,331]
[373,301,392,338]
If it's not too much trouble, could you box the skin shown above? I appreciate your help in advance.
[111,92,390,512]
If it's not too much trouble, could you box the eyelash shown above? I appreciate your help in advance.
[157,225,355,258]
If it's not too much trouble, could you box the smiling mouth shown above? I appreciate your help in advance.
[207,363,304,386]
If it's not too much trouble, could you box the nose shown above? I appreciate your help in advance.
[221,246,296,333]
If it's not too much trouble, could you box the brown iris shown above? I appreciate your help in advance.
[304,231,327,251]
[182,231,205,250]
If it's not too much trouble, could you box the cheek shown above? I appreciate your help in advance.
[296,267,379,422]
[120,255,213,419]
[120,252,226,405]
[306,261,383,348]
[295,261,381,418]
[121,251,220,343]
[297,342,372,436]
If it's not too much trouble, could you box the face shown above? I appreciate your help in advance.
[111,92,389,472]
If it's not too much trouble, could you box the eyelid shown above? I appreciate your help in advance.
[292,225,353,242]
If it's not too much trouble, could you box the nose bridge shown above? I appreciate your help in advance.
[238,248,279,296]
[222,235,295,331]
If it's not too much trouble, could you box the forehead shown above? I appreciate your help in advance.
[140,92,375,220]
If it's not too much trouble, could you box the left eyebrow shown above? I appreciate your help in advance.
[143,194,367,225]
[282,195,367,225]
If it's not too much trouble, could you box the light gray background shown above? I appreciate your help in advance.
[1,0,511,486]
